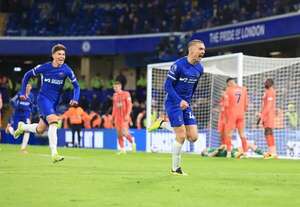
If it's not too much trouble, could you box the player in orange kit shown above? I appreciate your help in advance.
[258,78,277,159]
[112,81,136,153]
[223,78,249,158]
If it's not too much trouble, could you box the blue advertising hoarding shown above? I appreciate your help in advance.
[192,12,300,48]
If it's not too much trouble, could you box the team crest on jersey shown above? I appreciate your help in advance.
[58,72,65,77]
[170,64,177,73]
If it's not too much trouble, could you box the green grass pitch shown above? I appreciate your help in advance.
[1,144,300,207]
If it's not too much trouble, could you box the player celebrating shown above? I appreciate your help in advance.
[6,84,33,154]
[223,78,249,157]
[165,39,205,175]
[14,44,80,163]
[112,81,136,154]
[258,78,277,159]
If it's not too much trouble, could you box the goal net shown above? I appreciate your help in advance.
[147,53,300,158]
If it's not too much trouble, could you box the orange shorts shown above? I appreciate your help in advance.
[115,120,129,131]
[262,116,275,128]
[225,114,244,131]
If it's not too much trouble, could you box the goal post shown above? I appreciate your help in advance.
[146,53,300,158]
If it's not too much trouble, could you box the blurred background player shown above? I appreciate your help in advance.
[112,81,136,154]
[6,84,33,153]
[14,44,80,163]
[223,78,249,158]
[63,104,90,147]
[164,39,205,175]
[258,78,278,159]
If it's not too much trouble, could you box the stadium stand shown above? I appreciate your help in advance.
[2,0,300,36]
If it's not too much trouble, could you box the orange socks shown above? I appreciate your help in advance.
[266,135,275,147]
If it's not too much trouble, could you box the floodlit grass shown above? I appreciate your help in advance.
[1,144,300,207]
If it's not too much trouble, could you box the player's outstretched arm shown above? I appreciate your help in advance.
[20,70,34,97]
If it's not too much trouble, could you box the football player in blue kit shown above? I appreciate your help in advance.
[6,83,33,154]
[14,44,80,163]
[165,39,206,175]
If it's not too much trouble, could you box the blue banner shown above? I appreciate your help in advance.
[192,13,300,48]
[0,35,164,55]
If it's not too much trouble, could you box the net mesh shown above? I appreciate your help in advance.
[147,54,300,157]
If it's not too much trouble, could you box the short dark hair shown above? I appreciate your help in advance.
[187,39,204,49]
[51,44,66,54]
[266,78,274,86]
[226,77,235,83]
[113,81,122,86]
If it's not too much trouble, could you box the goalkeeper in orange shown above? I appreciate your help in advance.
[112,81,136,154]
[257,78,277,159]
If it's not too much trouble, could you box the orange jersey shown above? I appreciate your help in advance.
[112,90,132,124]
[224,86,248,116]
[64,106,89,125]
[102,114,114,128]
[261,87,276,128]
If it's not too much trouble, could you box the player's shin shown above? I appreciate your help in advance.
[21,132,30,150]
[48,123,58,156]
[118,136,125,150]
[225,137,232,157]
[172,140,183,171]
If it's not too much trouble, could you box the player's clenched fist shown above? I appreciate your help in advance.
[180,100,189,110]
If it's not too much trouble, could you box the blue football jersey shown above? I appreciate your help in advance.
[11,92,33,118]
[21,62,80,104]
[165,57,204,105]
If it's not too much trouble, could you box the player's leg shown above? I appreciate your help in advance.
[123,123,136,152]
[20,119,32,153]
[224,130,233,158]
[224,116,236,158]
[47,114,64,162]
[6,117,16,136]
[76,126,81,147]
[148,117,164,132]
[183,107,198,143]
[264,127,277,158]
[166,105,187,175]
[248,143,264,156]
[172,125,187,175]
[6,123,14,136]
[70,124,75,147]
[237,116,249,153]
[148,116,173,132]
[115,124,126,154]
